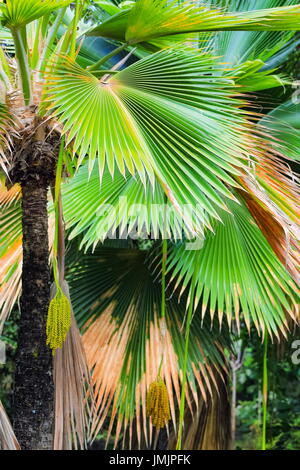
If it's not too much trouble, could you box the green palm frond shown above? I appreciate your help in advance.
[0,0,73,29]
[94,0,122,16]
[0,26,14,54]
[230,59,289,92]
[62,162,203,250]
[208,0,297,6]
[86,8,129,41]
[43,55,155,186]
[259,98,300,162]
[204,27,299,70]
[88,0,300,43]
[127,0,300,43]
[66,241,231,448]
[87,1,300,76]
[203,0,300,66]
[0,192,22,253]
[165,198,300,338]
[43,49,256,231]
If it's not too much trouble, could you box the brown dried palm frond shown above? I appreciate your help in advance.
[0,193,94,450]
[0,180,21,206]
[167,372,231,450]
[0,401,20,450]
[0,181,22,331]
[83,311,226,450]
[67,244,230,450]
[0,98,16,176]
[0,181,55,331]
[0,237,22,332]
[238,135,300,288]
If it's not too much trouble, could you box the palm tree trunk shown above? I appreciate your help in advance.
[12,180,54,450]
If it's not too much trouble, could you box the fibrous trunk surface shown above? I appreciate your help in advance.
[12,180,54,450]
[8,124,59,450]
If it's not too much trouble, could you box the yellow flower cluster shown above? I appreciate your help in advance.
[46,288,71,354]
[146,377,170,429]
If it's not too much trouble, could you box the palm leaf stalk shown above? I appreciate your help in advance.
[70,0,81,60]
[146,237,170,447]
[10,27,32,105]
[176,248,199,450]
[46,138,72,353]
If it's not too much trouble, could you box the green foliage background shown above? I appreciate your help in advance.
[235,332,300,450]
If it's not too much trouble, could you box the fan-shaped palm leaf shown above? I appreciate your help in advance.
[0,25,14,55]
[0,0,73,29]
[66,242,231,449]
[87,8,130,41]
[42,55,155,186]
[43,49,258,231]
[88,0,300,42]
[230,59,289,92]
[166,198,300,338]
[94,1,122,16]
[202,0,300,67]
[259,99,300,161]
[127,0,300,42]
[62,162,202,250]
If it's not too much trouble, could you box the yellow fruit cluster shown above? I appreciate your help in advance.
[46,288,71,354]
[146,377,170,429]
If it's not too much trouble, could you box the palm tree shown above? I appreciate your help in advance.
[0,0,300,450]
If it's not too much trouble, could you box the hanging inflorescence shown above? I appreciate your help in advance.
[46,288,71,354]
[146,376,170,429]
